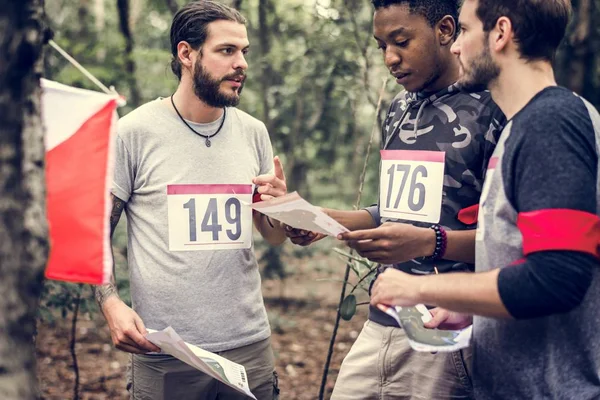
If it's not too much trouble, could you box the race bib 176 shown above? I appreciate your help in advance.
[379,150,445,223]
[167,184,253,251]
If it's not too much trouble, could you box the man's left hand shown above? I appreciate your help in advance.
[253,156,287,200]
[370,268,422,307]
[338,222,435,264]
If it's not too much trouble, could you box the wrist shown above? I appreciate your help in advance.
[416,274,436,305]
[101,293,122,314]
[420,226,437,258]
[422,224,447,260]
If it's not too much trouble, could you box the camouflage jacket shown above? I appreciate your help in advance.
[368,84,506,326]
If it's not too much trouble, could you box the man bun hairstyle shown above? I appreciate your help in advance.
[169,0,246,80]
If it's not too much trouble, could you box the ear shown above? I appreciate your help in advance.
[437,15,456,46]
[490,16,512,53]
[177,41,196,70]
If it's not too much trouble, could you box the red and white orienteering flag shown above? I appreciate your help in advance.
[42,79,120,285]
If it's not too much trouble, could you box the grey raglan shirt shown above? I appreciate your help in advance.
[475,87,600,399]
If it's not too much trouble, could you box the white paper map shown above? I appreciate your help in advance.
[250,191,349,236]
[378,304,472,352]
[146,327,256,399]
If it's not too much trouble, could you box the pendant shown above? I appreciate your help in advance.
[205,138,211,147]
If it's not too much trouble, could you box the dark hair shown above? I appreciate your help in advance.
[371,0,458,27]
[475,0,571,61]
[169,0,246,80]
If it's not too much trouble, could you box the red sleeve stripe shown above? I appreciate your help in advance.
[517,209,600,258]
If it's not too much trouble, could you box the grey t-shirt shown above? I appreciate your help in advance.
[113,99,274,352]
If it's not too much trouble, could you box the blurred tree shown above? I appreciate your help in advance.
[117,0,142,107]
[556,0,600,108]
[0,0,49,398]
[41,0,390,301]
[165,0,179,14]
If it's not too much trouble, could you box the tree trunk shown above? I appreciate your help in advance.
[117,0,142,107]
[165,0,179,15]
[258,0,272,131]
[555,0,600,107]
[0,0,50,398]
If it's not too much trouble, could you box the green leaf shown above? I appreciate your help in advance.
[340,294,357,321]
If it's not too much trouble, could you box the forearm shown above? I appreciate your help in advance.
[417,269,511,318]
[400,227,475,263]
[253,212,286,245]
[325,209,377,231]
[442,230,475,264]
[94,193,125,313]
[93,282,120,314]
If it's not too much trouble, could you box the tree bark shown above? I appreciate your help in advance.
[258,0,272,131]
[117,0,142,107]
[165,0,179,15]
[555,0,600,107]
[0,0,50,398]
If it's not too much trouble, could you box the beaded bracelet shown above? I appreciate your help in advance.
[423,224,447,261]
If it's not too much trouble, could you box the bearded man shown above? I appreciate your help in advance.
[93,2,286,398]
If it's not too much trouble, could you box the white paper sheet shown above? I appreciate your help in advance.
[250,191,349,236]
[146,327,256,399]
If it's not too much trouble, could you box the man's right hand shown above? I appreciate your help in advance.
[424,307,473,330]
[283,225,326,246]
[102,296,161,354]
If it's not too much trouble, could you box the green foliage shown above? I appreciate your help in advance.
[38,282,95,323]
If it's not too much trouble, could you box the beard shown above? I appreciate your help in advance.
[458,42,500,93]
[193,60,245,108]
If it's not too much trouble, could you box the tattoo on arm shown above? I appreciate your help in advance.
[93,194,127,309]
[110,194,126,236]
[94,282,118,309]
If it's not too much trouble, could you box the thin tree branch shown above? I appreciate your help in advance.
[319,78,388,400]
[71,285,83,400]
[343,3,378,107]
[117,0,141,107]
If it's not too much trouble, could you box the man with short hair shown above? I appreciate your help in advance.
[94,1,286,398]
[286,1,505,398]
[370,0,600,398]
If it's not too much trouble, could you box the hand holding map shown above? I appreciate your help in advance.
[250,192,349,236]
[377,304,472,352]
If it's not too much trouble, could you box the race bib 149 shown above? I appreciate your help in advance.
[379,150,445,223]
[167,184,253,251]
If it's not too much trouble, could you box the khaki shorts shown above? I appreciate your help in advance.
[127,337,279,400]
[331,320,473,400]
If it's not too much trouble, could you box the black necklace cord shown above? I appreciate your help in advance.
[170,95,226,147]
